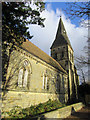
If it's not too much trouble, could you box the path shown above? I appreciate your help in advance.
[63,106,90,120]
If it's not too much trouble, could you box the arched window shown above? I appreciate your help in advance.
[56,75,60,93]
[23,69,28,87]
[42,73,45,89]
[54,53,57,59]
[18,69,23,87]
[62,51,64,58]
[18,60,31,88]
[56,79,58,92]
[42,74,48,90]
[62,75,64,89]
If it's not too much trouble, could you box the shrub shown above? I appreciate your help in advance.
[7,106,26,118]
[4,99,65,119]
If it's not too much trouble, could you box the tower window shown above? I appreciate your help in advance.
[54,53,57,59]
[65,61,68,66]
[62,51,64,58]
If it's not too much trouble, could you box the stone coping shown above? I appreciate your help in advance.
[31,102,84,119]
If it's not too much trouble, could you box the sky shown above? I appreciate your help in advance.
[46,2,83,27]
[29,2,88,58]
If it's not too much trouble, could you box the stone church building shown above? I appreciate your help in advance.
[2,17,79,111]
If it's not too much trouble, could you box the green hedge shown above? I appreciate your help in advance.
[2,99,66,119]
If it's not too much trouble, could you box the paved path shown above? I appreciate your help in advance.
[63,106,90,120]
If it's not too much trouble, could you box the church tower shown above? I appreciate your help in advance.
[50,17,78,102]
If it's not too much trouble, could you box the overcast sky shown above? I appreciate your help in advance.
[28,2,88,58]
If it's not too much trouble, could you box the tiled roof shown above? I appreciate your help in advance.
[21,39,67,74]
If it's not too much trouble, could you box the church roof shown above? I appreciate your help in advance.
[50,17,73,50]
[21,39,67,74]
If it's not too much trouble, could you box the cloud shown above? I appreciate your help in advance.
[28,4,88,57]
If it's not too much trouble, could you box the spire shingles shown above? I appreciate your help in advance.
[50,17,73,50]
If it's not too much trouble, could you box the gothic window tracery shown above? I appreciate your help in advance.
[18,60,31,88]
[18,69,23,87]
[23,69,28,87]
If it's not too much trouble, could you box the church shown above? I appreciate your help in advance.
[2,17,79,111]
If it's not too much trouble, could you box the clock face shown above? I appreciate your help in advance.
[63,30,66,33]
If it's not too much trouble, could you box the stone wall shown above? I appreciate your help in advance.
[32,102,84,119]
[1,90,67,112]
[5,48,67,93]
[2,48,68,112]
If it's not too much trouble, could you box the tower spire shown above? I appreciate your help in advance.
[50,17,73,50]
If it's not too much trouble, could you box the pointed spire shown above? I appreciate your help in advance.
[50,17,73,50]
[56,17,66,37]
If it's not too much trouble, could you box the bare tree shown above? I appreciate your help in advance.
[75,58,87,83]
[75,41,89,83]
[64,2,90,83]
[64,2,90,27]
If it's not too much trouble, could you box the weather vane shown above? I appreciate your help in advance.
[57,8,62,18]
